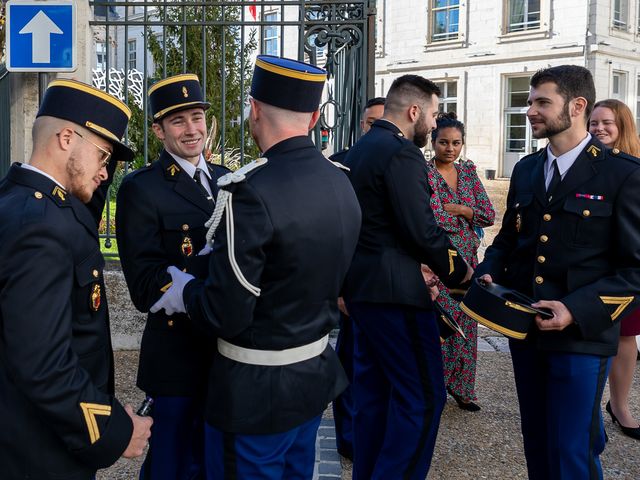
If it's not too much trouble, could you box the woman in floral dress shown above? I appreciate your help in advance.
[428,112,495,411]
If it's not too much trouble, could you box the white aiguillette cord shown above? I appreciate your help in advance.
[204,158,268,297]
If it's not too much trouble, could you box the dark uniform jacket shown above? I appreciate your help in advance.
[342,120,468,308]
[0,165,132,480]
[116,150,230,397]
[183,135,362,434]
[476,137,640,356]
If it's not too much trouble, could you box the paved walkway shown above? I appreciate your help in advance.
[99,332,640,479]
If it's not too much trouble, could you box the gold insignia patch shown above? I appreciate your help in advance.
[515,213,522,232]
[448,249,458,275]
[182,86,189,98]
[587,145,601,157]
[52,186,67,201]
[167,164,180,176]
[181,236,193,257]
[90,284,101,311]
[80,402,111,444]
[600,296,634,321]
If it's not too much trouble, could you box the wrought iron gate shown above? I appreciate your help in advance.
[90,0,374,255]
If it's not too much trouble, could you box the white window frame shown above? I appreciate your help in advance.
[127,39,137,71]
[262,11,280,57]
[506,0,541,33]
[613,0,629,30]
[426,0,467,49]
[499,0,550,42]
[501,75,541,177]
[435,80,458,113]
[430,0,460,42]
[96,42,106,71]
[612,71,628,101]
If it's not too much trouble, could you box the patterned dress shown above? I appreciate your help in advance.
[427,159,495,402]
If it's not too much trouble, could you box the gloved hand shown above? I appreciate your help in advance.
[150,266,195,315]
[197,243,212,256]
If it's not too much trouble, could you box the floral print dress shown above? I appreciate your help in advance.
[427,159,495,402]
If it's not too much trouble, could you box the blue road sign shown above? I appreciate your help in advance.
[6,0,76,72]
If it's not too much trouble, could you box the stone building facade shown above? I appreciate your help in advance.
[375,0,640,176]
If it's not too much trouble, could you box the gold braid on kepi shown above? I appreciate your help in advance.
[148,73,210,121]
[250,55,326,113]
[37,79,134,162]
[460,278,552,339]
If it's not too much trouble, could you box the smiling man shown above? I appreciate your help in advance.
[476,65,640,479]
[116,74,229,480]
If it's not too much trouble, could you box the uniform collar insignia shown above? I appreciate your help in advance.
[586,145,601,157]
[52,185,67,202]
[167,164,181,176]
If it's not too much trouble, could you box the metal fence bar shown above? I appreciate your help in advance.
[89,0,370,257]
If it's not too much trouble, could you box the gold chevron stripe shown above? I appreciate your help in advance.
[448,249,457,275]
[80,402,112,444]
[600,296,634,321]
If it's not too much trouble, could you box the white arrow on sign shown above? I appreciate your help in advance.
[19,10,63,64]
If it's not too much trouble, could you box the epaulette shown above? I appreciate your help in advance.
[393,131,408,144]
[217,157,268,187]
[608,147,640,166]
[21,190,48,224]
[126,164,154,178]
[325,156,350,171]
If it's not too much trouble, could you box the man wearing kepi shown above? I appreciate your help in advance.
[0,80,152,479]
[116,74,229,479]
[476,65,640,479]
[342,75,473,480]
[151,55,361,478]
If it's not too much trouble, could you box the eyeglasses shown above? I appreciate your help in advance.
[72,130,112,168]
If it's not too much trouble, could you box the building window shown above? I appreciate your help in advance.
[507,0,541,33]
[96,42,106,71]
[502,75,540,177]
[127,40,137,70]
[431,0,459,42]
[504,77,537,153]
[612,71,627,100]
[613,0,629,30]
[435,81,458,113]
[263,12,280,56]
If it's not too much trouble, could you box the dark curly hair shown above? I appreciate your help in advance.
[431,111,465,143]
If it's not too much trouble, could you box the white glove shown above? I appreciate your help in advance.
[149,266,195,315]
[197,244,212,256]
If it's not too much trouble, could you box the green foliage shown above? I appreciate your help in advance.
[146,3,260,162]
[126,93,162,169]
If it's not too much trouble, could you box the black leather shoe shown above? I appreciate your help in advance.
[448,389,481,412]
[606,401,640,440]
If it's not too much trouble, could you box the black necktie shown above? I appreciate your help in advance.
[546,160,561,201]
[193,168,214,205]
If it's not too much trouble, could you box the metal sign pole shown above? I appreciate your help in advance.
[38,72,48,105]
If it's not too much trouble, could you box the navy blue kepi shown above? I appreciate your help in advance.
[250,55,326,112]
